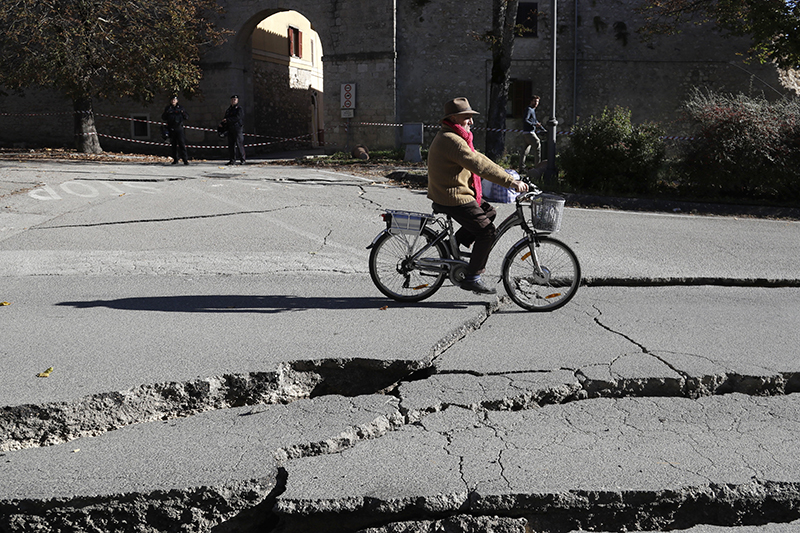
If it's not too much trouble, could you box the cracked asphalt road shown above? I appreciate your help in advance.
[1,159,799,532]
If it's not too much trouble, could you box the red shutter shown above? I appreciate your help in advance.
[298,30,303,58]
[288,28,294,57]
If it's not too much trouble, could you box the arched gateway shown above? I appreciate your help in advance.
[201,0,398,154]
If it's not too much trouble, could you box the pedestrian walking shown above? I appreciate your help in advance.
[519,95,542,173]
[222,95,245,165]
[162,96,189,165]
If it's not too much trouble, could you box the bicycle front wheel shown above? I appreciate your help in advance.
[502,235,581,311]
[369,227,448,302]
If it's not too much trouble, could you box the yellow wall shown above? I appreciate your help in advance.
[251,10,323,91]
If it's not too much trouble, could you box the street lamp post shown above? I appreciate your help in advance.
[545,0,558,188]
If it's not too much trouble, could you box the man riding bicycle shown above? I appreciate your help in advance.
[427,97,529,295]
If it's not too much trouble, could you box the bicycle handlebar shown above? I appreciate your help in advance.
[516,191,541,204]
[518,176,542,198]
[517,174,541,192]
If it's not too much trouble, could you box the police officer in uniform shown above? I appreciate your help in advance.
[162,96,189,165]
[222,95,245,165]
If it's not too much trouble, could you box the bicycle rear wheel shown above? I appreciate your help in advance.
[369,227,448,302]
[502,235,580,311]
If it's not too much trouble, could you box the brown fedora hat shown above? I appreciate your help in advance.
[442,97,480,120]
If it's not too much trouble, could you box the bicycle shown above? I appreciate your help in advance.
[367,184,581,311]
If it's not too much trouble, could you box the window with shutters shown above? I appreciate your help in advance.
[288,26,302,58]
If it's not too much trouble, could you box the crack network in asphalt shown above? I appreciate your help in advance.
[2,299,800,532]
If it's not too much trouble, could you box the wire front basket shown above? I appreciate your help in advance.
[386,210,431,235]
[527,193,565,232]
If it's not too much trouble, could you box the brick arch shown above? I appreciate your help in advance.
[200,0,398,153]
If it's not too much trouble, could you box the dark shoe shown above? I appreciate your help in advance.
[183,160,189,165]
[226,160,235,166]
[460,278,496,295]
[171,160,179,165]
[239,160,246,165]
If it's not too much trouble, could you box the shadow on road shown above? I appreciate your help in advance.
[56,294,473,313]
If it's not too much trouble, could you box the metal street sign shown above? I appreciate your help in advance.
[341,83,356,109]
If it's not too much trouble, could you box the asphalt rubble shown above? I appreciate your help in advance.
[1,155,800,533]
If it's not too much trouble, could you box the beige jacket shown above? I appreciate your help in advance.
[426,123,516,206]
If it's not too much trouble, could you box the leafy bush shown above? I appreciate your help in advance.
[681,90,800,201]
[560,106,666,195]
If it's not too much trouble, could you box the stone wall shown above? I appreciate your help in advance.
[394,0,796,155]
[0,0,796,156]
[188,0,400,155]
[394,0,497,150]
[252,61,316,152]
[0,88,75,150]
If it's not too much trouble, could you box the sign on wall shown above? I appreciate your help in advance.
[340,82,356,118]
[340,83,356,109]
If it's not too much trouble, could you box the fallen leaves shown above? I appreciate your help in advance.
[36,367,54,378]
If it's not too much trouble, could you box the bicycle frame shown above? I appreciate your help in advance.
[368,188,578,309]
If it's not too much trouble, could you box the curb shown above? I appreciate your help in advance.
[564,193,800,221]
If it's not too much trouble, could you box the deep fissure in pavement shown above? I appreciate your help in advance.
[587,304,800,400]
[268,480,800,533]
[3,302,800,532]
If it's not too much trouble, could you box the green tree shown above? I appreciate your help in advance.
[0,0,229,153]
[636,0,800,70]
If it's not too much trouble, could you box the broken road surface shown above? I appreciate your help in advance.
[1,160,799,532]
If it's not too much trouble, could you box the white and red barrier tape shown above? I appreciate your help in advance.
[340,120,693,140]
[2,111,696,142]
[0,112,75,117]
[95,132,318,150]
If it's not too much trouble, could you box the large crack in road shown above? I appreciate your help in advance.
[3,163,800,533]
[2,298,800,532]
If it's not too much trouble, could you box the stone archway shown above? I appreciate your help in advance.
[248,10,325,153]
[200,0,398,154]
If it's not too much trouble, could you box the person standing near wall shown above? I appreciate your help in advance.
[222,95,245,165]
[162,96,189,165]
[519,95,542,174]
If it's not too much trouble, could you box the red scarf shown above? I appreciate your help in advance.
[443,119,482,203]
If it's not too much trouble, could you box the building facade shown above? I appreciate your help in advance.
[251,10,325,149]
[0,0,796,158]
